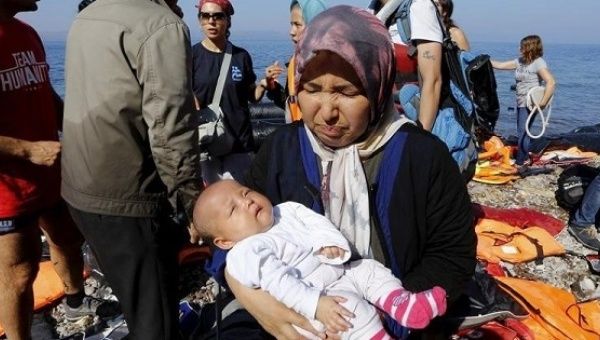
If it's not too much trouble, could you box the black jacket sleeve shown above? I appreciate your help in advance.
[265,82,287,110]
[399,131,476,304]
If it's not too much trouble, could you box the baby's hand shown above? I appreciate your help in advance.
[315,295,354,334]
[319,246,345,259]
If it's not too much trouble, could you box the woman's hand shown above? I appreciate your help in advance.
[537,67,556,108]
[264,61,284,89]
[253,61,284,102]
[225,270,325,339]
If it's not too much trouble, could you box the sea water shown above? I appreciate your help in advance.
[45,39,600,137]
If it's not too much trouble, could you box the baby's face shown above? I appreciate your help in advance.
[208,181,274,247]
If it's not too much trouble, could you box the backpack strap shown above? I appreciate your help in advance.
[210,42,232,111]
[298,126,324,214]
[374,131,410,339]
[389,0,450,57]
[391,0,416,56]
[373,131,408,279]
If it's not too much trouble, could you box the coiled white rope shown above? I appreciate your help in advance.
[526,86,553,139]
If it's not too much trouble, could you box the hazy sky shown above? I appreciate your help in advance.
[17,0,600,44]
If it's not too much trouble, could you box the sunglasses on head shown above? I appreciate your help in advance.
[199,11,227,21]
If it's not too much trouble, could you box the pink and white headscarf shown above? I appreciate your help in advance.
[295,5,395,125]
[295,6,412,258]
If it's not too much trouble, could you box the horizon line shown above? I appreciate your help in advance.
[37,32,600,47]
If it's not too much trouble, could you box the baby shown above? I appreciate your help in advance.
[193,180,446,339]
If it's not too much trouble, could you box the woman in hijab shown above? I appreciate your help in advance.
[266,0,327,122]
[215,6,475,339]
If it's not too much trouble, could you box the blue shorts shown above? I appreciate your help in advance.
[0,213,37,235]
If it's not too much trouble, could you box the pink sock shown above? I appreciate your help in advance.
[370,328,393,340]
[376,286,447,329]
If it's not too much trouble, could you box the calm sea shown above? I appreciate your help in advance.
[45,39,600,137]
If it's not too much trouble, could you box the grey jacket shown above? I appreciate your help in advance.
[61,0,201,218]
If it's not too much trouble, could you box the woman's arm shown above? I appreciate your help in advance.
[537,67,556,108]
[250,61,284,103]
[225,270,325,340]
[401,139,476,304]
[416,40,443,131]
[450,27,470,51]
[491,59,517,70]
[265,81,287,109]
[251,82,265,103]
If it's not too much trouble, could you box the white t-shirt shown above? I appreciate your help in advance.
[514,57,548,107]
[389,0,443,45]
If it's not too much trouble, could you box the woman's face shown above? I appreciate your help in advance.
[199,2,228,40]
[298,52,371,149]
[289,6,305,44]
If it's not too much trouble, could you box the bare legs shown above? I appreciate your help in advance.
[0,220,41,340]
[0,202,85,339]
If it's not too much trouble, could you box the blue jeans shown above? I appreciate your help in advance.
[572,174,600,227]
[516,107,533,165]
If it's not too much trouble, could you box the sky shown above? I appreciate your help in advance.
[17,0,600,45]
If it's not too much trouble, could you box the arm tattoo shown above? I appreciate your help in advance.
[422,50,436,61]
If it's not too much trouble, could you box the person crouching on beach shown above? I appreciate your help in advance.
[193,179,447,339]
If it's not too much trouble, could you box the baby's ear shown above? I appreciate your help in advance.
[213,237,235,250]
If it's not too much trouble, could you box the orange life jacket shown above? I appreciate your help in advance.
[286,56,302,122]
[495,276,600,340]
[476,218,565,264]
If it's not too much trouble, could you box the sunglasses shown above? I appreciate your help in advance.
[199,11,227,21]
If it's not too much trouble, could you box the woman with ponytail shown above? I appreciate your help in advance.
[434,0,470,51]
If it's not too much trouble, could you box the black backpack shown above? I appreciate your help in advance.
[464,55,500,138]
[555,164,600,210]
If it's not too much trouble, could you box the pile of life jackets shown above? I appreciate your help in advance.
[460,204,600,339]
[474,136,599,185]
[474,136,519,184]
